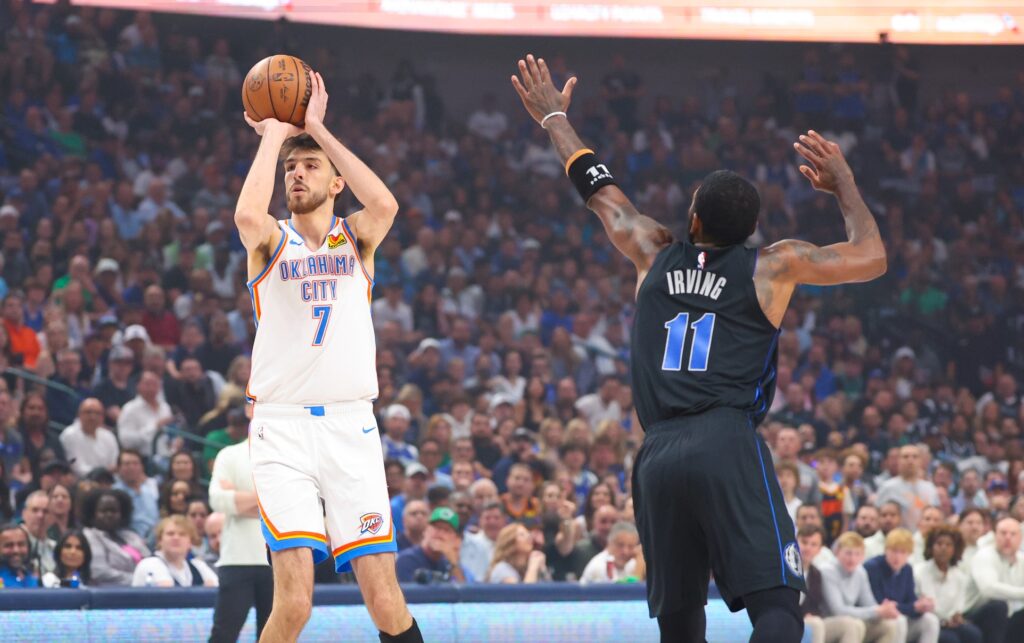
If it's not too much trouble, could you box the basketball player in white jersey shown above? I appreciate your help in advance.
[236,72,422,643]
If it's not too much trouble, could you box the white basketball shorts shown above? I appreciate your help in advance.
[249,400,396,572]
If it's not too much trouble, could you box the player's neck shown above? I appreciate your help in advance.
[289,208,337,247]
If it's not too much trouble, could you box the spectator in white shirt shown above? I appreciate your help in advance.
[579,521,642,585]
[208,436,273,642]
[913,525,983,643]
[876,445,939,531]
[372,283,413,333]
[853,505,882,549]
[958,508,989,574]
[135,178,186,223]
[381,404,418,467]
[574,375,623,427]
[460,502,506,581]
[776,462,803,529]
[466,93,508,142]
[131,515,217,587]
[965,517,1024,641]
[60,398,118,477]
[117,371,173,458]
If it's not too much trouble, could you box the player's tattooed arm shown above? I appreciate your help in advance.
[767,130,887,287]
[511,54,672,272]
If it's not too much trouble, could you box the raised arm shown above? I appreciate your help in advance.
[754,131,887,324]
[511,55,671,277]
[236,116,300,272]
[302,72,398,261]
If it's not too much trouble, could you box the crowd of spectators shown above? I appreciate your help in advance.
[0,2,1024,640]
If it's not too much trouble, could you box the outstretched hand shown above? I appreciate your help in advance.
[511,54,577,126]
[794,130,854,194]
[243,112,302,139]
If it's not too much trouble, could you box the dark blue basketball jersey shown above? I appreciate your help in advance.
[630,241,780,429]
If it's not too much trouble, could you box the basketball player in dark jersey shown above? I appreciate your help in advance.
[512,55,886,642]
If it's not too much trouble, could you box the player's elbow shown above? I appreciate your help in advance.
[867,250,887,279]
[234,209,260,229]
[368,195,399,220]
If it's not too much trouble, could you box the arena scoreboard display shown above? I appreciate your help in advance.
[39,0,1024,44]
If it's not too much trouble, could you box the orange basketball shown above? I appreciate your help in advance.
[242,54,312,126]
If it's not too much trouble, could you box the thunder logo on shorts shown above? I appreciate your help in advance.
[360,512,384,535]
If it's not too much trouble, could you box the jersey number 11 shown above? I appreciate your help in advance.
[661,312,716,372]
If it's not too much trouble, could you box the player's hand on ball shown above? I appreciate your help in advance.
[243,112,303,139]
[304,71,328,128]
[793,130,855,194]
[511,53,577,126]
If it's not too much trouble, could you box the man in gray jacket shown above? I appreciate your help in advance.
[819,532,906,643]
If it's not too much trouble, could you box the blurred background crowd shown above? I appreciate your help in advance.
[0,0,1023,639]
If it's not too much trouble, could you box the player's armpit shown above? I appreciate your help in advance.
[345,207,397,255]
[235,210,280,254]
[765,238,886,286]
[586,186,673,272]
[238,214,282,281]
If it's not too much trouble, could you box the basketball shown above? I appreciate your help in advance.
[242,54,312,126]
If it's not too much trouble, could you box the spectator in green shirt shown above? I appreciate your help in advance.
[203,408,248,471]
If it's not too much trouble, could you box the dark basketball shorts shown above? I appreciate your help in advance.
[632,407,806,617]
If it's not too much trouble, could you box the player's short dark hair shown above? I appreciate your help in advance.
[279,134,340,176]
[693,170,760,246]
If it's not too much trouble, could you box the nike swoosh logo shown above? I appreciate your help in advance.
[362,426,377,434]
[288,239,303,246]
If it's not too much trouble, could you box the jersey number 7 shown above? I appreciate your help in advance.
[312,305,332,346]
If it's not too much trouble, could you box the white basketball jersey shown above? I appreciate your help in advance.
[246,217,377,404]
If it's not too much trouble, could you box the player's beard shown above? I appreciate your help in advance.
[287,186,330,215]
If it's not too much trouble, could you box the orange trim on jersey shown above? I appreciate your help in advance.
[564,148,594,175]
[340,222,373,304]
[332,523,394,558]
[255,488,328,543]
[251,233,288,321]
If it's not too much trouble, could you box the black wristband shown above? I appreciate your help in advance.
[566,149,617,202]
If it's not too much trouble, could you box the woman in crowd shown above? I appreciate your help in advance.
[574,482,616,539]
[82,488,150,586]
[914,525,983,643]
[486,523,549,583]
[42,530,92,588]
[158,478,201,517]
[538,481,578,579]
[421,414,453,468]
[197,357,249,433]
[521,376,552,433]
[166,450,201,486]
[185,497,213,559]
[131,515,218,587]
[490,350,526,404]
[46,482,74,540]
